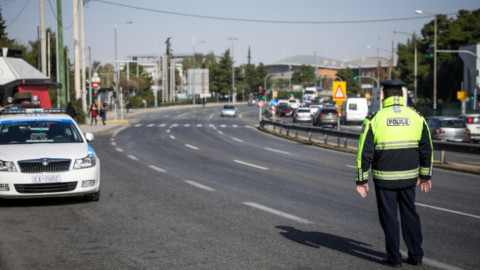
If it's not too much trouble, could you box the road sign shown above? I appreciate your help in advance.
[257,100,265,108]
[92,82,99,89]
[333,81,346,101]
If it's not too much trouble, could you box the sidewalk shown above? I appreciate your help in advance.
[79,108,152,135]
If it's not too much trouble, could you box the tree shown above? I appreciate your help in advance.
[396,9,480,103]
[291,65,315,87]
[209,49,232,97]
[337,68,361,96]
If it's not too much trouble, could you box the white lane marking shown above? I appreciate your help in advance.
[110,138,114,141]
[232,137,243,143]
[147,124,155,127]
[169,124,178,128]
[148,165,166,173]
[169,135,176,140]
[346,165,356,168]
[232,124,238,128]
[185,180,216,191]
[116,148,124,152]
[209,113,215,119]
[159,123,167,127]
[217,130,224,135]
[243,202,313,224]
[264,147,291,155]
[197,124,203,127]
[184,124,191,127]
[234,160,268,170]
[209,124,215,128]
[128,155,138,160]
[416,203,480,219]
[134,124,142,127]
[111,142,116,146]
[185,144,199,150]
[220,124,226,128]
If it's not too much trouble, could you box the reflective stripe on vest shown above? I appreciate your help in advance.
[375,140,419,150]
[372,168,419,180]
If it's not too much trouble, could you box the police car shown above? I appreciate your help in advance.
[0,108,100,202]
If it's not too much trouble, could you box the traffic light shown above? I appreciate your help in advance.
[354,75,358,80]
[427,44,434,58]
[259,88,265,99]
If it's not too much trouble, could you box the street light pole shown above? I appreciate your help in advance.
[228,37,238,103]
[416,10,437,111]
[113,21,132,120]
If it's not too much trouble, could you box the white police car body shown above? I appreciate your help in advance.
[0,109,100,201]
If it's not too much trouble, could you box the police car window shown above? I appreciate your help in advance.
[0,121,83,145]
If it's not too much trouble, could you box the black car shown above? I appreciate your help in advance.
[276,104,293,116]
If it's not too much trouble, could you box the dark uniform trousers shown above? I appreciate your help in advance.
[374,184,424,264]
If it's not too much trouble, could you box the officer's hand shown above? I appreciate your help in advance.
[356,183,369,198]
[417,178,432,193]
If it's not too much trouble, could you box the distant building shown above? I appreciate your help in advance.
[265,54,391,90]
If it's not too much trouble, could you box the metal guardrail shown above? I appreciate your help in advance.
[260,119,480,163]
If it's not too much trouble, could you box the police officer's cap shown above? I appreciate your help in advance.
[381,80,406,90]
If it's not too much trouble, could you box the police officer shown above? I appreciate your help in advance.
[355,80,433,267]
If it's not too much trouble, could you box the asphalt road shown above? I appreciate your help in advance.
[0,104,479,269]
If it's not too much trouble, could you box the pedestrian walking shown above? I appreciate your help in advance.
[100,102,107,125]
[355,80,433,267]
[89,103,99,126]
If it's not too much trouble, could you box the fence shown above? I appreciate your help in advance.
[259,119,480,164]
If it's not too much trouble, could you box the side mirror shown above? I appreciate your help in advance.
[85,132,95,142]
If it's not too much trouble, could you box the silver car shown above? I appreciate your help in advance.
[292,108,312,122]
[313,107,339,127]
[221,105,236,117]
[426,116,471,143]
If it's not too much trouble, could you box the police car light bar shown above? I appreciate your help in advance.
[0,108,67,114]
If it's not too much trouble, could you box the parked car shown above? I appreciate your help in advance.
[0,108,100,201]
[458,114,480,143]
[292,107,312,122]
[426,116,471,143]
[340,97,368,125]
[221,105,237,117]
[276,104,293,117]
[313,107,339,127]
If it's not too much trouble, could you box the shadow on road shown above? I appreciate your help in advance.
[276,225,385,263]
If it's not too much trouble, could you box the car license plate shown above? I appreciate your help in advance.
[32,175,60,183]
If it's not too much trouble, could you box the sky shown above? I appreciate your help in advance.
[1,0,479,67]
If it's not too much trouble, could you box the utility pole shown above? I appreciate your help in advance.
[56,0,66,107]
[39,0,47,75]
[80,0,87,112]
[73,0,81,101]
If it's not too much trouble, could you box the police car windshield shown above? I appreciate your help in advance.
[0,120,83,145]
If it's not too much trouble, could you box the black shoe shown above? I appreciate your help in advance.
[406,257,422,265]
[380,259,402,268]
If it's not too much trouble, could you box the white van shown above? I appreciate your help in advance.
[341,98,368,125]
